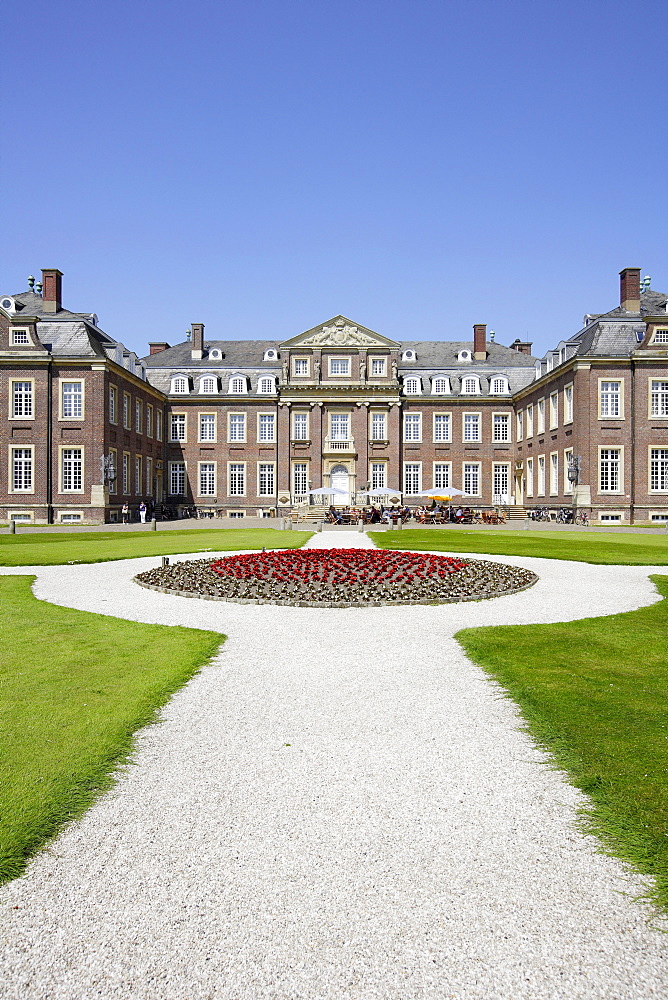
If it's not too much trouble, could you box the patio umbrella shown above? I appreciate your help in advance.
[309,487,347,496]
[419,487,466,499]
[366,488,402,498]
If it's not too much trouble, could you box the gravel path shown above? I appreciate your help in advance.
[1,534,667,999]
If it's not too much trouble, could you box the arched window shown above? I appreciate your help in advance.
[432,377,450,394]
[258,376,276,394]
[229,376,247,394]
[199,376,217,394]
[403,377,421,395]
[461,376,480,394]
[171,376,188,394]
[490,376,509,394]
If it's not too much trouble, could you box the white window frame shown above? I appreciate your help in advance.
[228,462,246,497]
[549,391,559,429]
[564,448,574,495]
[370,461,387,490]
[516,410,523,441]
[10,379,34,419]
[329,412,350,441]
[490,376,509,395]
[370,411,386,441]
[403,377,421,395]
[371,358,386,377]
[109,447,118,495]
[171,376,188,394]
[135,456,142,495]
[228,376,247,394]
[60,379,84,420]
[404,412,422,442]
[257,462,276,497]
[599,447,623,494]
[433,462,451,490]
[170,412,187,442]
[258,376,276,394]
[292,462,308,496]
[199,376,217,394]
[109,384,117,425]
[549,451,558,496]
[10,445,34,493]
[492,463,510,501]
[228,412,246,443]
[431,377,450,395]
[329,357,350,377]
[257,412,276,443]
[537,455,546,496]
[198,462,217,497]
[526,457,534,497]
[198,412,217,442]
[292,357,310,377]
[146,456,153,496]
[122,452,130,494]
[433,412,451,443]
[649,447,668,492]
[169,461,186,496]
[526,404,534,438]
[461,376,480,395]
[156,410,163,442]
[537,397,545,434]
[463,462,481,497]
[650,379,668,418]
[492,412,511,443]
[292,412,309,441]
[123,392,131,430]
[564,383,573,424]
[463,412,481,443]
[135,399,142,434]
[146,403,153,438]
[61,447,84,493]
[11,328,29,346]
[403,462,422,495]
[599,379,623,419]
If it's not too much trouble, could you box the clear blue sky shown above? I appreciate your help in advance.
[2,0,667,358]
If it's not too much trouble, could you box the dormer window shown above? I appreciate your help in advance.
[490,375,509,394]
[461,376,480,394]
[652,329,668,344]
[404,377,421,395]
[11,329,29,346]
[431,377,450,394]
[457,349,472,363]
[258,376,276,394]
[263,348,278,361]
[171,376,189,394]
[229,376,247,394]
[401,350,416,362]
[199,376,217,394]
[1,296,17,314]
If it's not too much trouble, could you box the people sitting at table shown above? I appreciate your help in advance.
[328,505,343,524]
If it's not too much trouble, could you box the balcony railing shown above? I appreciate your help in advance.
[323,437,355,453]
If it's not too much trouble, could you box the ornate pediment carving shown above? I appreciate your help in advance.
[284,316,397,349]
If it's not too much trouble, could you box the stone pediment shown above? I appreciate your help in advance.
[281,316,399,350]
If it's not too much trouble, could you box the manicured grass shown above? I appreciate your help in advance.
[0,527,312,567]
[0,576,222,884]
[371,528,668,564]
[456,575,668,911]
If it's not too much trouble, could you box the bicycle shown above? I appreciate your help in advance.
[574,510,589,526]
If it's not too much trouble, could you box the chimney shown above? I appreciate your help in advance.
[510,338,533,355]
[191,322,204,360]
[149,342,171,355]
[620,267,641,312]
[41,268,63,313]
[473,324,487,360]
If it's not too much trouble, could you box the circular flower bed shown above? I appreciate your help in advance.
[135,548,537,607]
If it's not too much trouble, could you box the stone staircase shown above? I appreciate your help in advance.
[502,505,527,521]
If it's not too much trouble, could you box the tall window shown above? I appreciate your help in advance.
[404,463,421,495]
[516,411,523,441]
[229,413,246,441]
[526,457,534,497]
[463,463,480,495]
[404,378,420,395]
[434,463,451,489]
[330,358,349,376]
[293,463,308,495]
[62,448,83,491]
[330,413,349,440]
[229,464,246,496]
[109,385,117,424]
[62,382,83,418]
[169,461,186,495]
[156,411,163,441]
[122,453,130,494]
[599,448,621,492]
[493,463,509,500]
[526,405,534,438]
[547,392,558,428]
[651,380,668,417]
[123,393,131,429]
[433,414,451,442]
[550,453,558,495]
[170,413,186,441]
[564,448,573,494]
[258,463,275,496]
[371,358,385,376]
[537,398,545,433]
[404,413,421,441]
[146,404,153,437]
[564,384,573,423]
[371,462,386,489]
[493,413,510,442]
[12,381,33,418]
[371,412,386,440]
[146,457,153,496]
[293,412,308,440]
[463,413,480,442]
[135,456,142,494]
[650,449,668,491]
[135,400,142,433]
[11,448,33,491]
[109,448,118,494]
[258,413,275,442]
[199,414,216,441]
[600,381,621,418]
[537,455,546,495]
[199,463,216,496]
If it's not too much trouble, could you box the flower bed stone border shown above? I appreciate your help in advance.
[134,550,538,608]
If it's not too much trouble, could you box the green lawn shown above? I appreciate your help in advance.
[0,576,222,884]
[0,527,312,567]
[371,528,668,565]
[456,575,668,911]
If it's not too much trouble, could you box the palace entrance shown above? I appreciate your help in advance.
[330,465,350,505]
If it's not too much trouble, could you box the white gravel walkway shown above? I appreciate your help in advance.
[1,533,668,999]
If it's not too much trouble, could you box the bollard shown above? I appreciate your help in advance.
[151,518,157,531]
[162,556,170,567]
[9,519,16,534]
[396,520,403,530]
[317,521,323,532]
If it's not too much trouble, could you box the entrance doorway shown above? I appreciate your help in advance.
[330,465,350,505]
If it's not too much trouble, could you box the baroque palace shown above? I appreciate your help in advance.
[1,267,667,525]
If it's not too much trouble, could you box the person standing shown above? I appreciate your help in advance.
[122,502,130,524]
[139,501,147,523]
